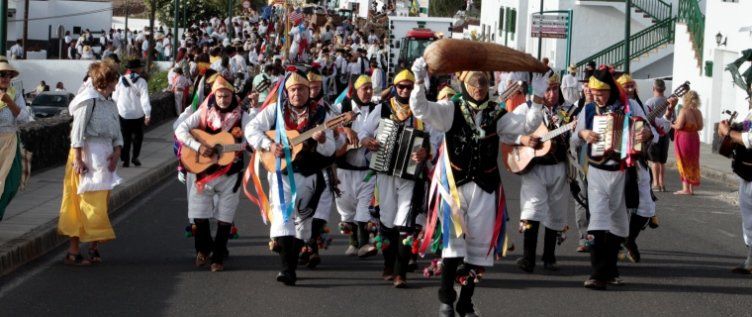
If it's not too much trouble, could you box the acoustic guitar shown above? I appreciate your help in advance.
[718,110,739,158]
[181,129,244,174]
[501,120,577,174]
[261,111,357,172]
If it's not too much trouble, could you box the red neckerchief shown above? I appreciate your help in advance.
[284,102,317,132]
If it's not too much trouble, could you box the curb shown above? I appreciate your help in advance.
[665,158,738,189]
[0,159,177,277]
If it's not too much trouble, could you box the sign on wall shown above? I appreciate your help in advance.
[531,13,568,39]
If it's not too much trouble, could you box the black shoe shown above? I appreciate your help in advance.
[131,158,141,167]
[407,257,418,272]
[516,257,534,273]
[307,254,321,269]
[299,249,311,266]
[122,161,130,168]
[543,261,559,271]
[625,240,640,263]
[276,271,296,286]
[583,278,607,290]
[439,303,455,317]
[456,302,478,317]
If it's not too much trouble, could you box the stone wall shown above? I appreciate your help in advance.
[19,92,175,174]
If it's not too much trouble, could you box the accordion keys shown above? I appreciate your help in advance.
[369,118,428,180]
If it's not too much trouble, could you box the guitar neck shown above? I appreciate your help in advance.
[289,113,351,145]
[541,121,577,142]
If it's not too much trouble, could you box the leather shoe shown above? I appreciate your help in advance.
[131,158,141,167]
[276,271,296,286]
[583,278,607,290]
[439,303,455,317]
[516,257,534,273]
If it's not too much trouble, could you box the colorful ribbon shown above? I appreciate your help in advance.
[243,152,272,224]
[273,75,297,223]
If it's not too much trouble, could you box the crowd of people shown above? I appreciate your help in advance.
[0,7,743,317]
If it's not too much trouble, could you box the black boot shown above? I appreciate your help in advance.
[438,258,462,317]
[381,226,397,280]
[275,236,299,286]
[345,222,358,256]
[456,271,478,317]
[516,220,539,273]
[606,233,625,285]
[193,219,212,267]
[626,213,650,263]
[210,222,232,271]
[357,221,376,258]
[307,218,326,268]
[585,230,608,290]
[393,232,412,288]
[542,227,559,271]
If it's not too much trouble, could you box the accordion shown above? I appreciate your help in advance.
[369,118,429,180]
[590,113,646,158]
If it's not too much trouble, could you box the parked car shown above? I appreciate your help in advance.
[30,91,75,118]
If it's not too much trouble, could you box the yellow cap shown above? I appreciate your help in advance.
[437,86,456,100]
[354,75,372,89]
[307,71,323,83]
[616,74,634,87]
[588,75,611,91]
[457,71,486,84]
[393,69,415,85]
[285,71,310,90]
[211,75,235,93]
[548,73,561,85]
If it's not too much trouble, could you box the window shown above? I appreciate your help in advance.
[498,7,504,31]
[722,0,738,3]
[506,8,517,41]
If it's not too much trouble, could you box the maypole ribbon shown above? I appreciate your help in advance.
[243,152,271,224]
[419,144,445,256]
[488,185,508,256]
[273,75,297,223]
[438,138,465,237]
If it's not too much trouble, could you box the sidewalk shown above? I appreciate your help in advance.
[0,122,178,276]
[665,141,738,189]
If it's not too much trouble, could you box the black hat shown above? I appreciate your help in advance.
[125,59,144,69]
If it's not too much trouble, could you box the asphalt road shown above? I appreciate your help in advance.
[1,167,750,317]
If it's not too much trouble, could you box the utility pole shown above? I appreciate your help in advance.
[624,0,631,73]
[125,0,130,50]
[537,0,543,60]
[22,0,28,59]
[173,0,179,62]
[227,0,234,40]
[0,0,7,55]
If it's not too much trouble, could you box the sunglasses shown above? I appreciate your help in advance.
[396,84,413,90]
[0,72,14,79]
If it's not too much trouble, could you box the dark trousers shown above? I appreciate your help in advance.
[589,230,624,280]
[120,116,144,162]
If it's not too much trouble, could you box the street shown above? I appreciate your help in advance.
[1,168,750,317]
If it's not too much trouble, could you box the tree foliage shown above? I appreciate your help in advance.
[429,0,480,17]
[150,0,225,27]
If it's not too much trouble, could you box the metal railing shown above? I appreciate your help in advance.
[578,0,672,22]
[574,17,675,74]
[677,0,704,65]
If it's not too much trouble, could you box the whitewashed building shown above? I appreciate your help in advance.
[479,0,678,78]
[7,0,113,41]
[671,0,752,144]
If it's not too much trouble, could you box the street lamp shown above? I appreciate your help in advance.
[716,31,727,47]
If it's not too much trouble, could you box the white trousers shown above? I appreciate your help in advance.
[633,161,656,218]
[520,162,569,231]
[587,167,629,238]
[313,171,334,221]
[335,169,375,223]
[738,178,752,246]
[377,174,415,228]
[187,173,240,223]
[442,182,497,267]
[267,172,318,240]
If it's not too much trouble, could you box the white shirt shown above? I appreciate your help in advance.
[371,68,383,92]
[113,73,152,119]
[244,103,335,156]
[333,100,379,167]
[176,106,251,152]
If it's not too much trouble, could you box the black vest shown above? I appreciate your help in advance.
[532,103,572,166]
[334,98,374,170]
[273,102,332,176]
[445,99,505,193]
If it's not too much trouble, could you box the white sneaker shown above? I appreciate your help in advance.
[345,245,358,256]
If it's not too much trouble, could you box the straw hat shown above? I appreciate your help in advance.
[0,56,20,78]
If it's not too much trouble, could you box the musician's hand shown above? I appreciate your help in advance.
[343,128,359,146]
[531,71,550,98]
[248,92,260,108]
[361,137,380,151]
[144,116,151,126]
[718,120,731,138]
[199,144,216,157]
[312,130,326,144]
[580,130,600,144]
[411,147,427,163]
[636,127,653,143]
[269,143,285,158]
[411,57,427,81]
[520,135,541,148]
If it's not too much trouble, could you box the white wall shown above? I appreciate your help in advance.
[8,0,112,41]
[479,0,527,50]
[12,60,173,97]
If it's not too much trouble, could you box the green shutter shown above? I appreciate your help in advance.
[499,7,504,31]
[510,9,517,40]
